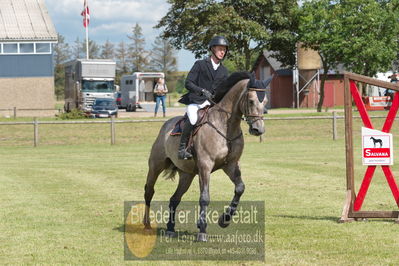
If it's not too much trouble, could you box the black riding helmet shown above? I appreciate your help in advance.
[208,36,229,60]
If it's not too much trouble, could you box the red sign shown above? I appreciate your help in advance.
[363,148,390,158]
[364,96,392,111]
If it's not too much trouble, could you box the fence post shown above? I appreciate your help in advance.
[332,111,337,140]
[13,107,17,119]
[110,116,116,145]
[33,117,39,147]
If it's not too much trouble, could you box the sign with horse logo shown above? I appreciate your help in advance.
[362,127,393,165]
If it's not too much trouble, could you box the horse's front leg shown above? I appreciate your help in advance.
[197,164,212,242]
[219,162,245,228]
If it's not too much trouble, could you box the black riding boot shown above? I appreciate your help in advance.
[178,122,194,160]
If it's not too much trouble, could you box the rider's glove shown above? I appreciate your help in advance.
[201,89,213,100]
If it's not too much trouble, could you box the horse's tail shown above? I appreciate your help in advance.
[163,163,178,181]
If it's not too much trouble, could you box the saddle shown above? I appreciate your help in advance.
[170,106,210,136]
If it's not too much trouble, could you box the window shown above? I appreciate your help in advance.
[0,42,53,54]
[82,80,114,93]
[3,43,18,53]
[20,43,34,53]
[36,43,50,53]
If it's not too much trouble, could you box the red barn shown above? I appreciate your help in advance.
[252,50,345,109]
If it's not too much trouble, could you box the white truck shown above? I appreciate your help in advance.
[120,72,165,111]
[64,59,117,112]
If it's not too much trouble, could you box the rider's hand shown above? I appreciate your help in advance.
[201,89,213,100]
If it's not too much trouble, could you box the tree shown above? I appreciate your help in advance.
[71,37,83,59]
[127,23,149,72]
[298,0,341,112]
[155,0,298,71]
[81,39,101,59]
[150,37,177,73]
[150,36,178,92]
[100,39,115,59]
[299,0,399,112]
[266,1,300,68]
[53,34,71,100]
[115,41,130,84]
[173,72,188,94]
[337,0,399,77]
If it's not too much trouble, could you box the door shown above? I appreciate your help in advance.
[323,82,334,107]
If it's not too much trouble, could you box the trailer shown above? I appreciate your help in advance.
[120,72,165,111]
[64,59,116,112]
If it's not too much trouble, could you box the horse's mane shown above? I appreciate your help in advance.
[213,72,252,103]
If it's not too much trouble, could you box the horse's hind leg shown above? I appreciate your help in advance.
[166,171,195,235]
[143,155,169,229]
[219,162,245,228]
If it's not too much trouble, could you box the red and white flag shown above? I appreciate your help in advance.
[81,0,90,28]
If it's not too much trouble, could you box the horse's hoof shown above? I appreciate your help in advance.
[197,233,207,242]
[144,224,152,231]
[218,213,231,228]
[166,230,177,238]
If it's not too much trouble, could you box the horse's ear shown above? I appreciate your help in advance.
[247,72,256,89]
[263,75,274,87]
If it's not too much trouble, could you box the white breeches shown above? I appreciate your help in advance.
[186,100,211,125]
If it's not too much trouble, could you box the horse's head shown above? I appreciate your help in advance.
[241,88,268,136]
[240,76,272,136]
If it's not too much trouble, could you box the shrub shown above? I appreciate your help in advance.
[56,108,86,120]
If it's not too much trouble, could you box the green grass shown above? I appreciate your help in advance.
[0,116,399,264]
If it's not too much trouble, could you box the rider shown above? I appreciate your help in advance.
[177,36,229,160]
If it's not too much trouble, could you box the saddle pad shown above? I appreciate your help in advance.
[170,116,186,136]
[170,106,210,136]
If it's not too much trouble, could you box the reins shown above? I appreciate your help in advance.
[189,83,267,164]
[198,86,267,153]
[205,120,243,144]
[208,87,267,122]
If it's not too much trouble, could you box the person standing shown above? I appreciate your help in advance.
[177,36,229,160]
[384,72,398,98]
[153,78,168,117]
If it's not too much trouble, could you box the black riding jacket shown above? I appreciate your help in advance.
[179,57,228,105]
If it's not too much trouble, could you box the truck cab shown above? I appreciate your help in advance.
[64,59,116,112]
[79,79,115,111]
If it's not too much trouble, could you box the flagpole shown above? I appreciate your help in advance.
[85,1,89,59]
[85,20,89,60]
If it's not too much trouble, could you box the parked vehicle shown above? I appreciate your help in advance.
[64,59,116,112]
[88,98,118,118]
[120,72,165,111]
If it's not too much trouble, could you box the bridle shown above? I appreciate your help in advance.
[242,87,267,127]
[202,87,266,143]
[208,87,267,121]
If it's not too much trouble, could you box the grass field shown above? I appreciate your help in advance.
[1,113,399,265]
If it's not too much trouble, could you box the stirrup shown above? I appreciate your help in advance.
[178,149,193,160]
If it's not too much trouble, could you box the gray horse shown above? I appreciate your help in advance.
[143,72,269,242]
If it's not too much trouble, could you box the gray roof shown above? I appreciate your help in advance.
[263,50,285,71]
[0,0,57,42]
[262,50,292,76]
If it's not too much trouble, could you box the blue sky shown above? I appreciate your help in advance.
[44,0,197,71]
